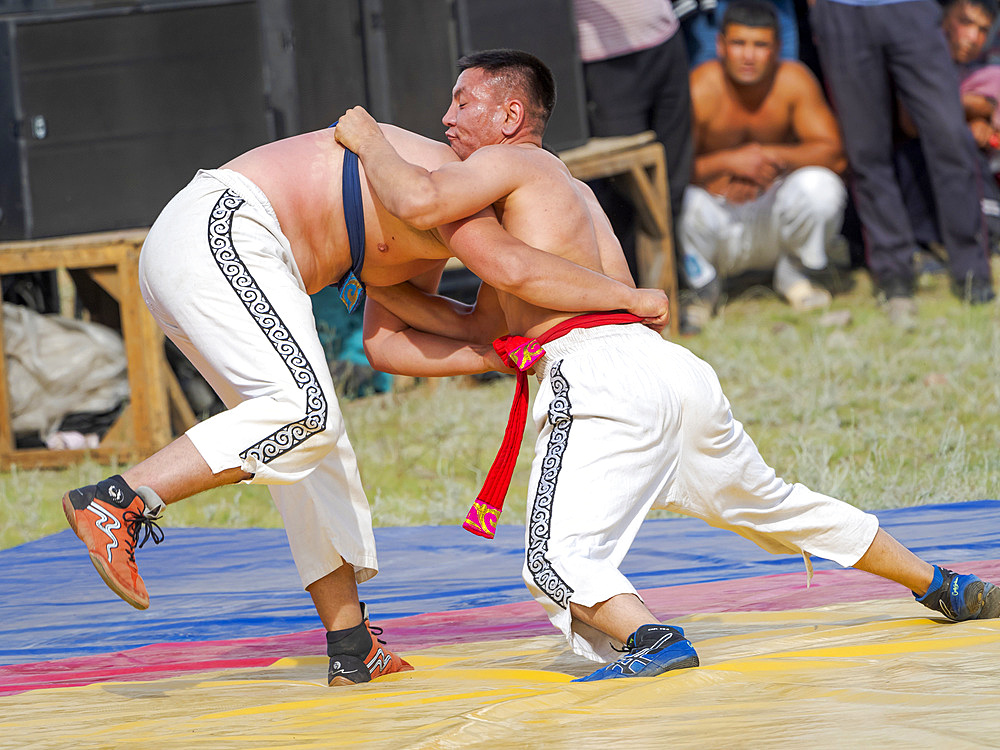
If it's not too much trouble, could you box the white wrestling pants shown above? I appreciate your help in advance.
[679,166,847,296]
[522,323,879,662]
[139,169,378,589]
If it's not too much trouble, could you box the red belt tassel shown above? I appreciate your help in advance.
[462,312,641,539]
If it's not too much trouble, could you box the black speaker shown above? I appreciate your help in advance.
[454,0,588,151]
[0,1,269,240]
[256,0,369,138]
[354,0,457,141]
[289,0,368,132]
[359,0,588,150]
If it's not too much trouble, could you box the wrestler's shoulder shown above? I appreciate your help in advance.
[690,62,725,114]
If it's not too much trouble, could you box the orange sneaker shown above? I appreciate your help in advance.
[61,475,164,610]
[327,603,414,686]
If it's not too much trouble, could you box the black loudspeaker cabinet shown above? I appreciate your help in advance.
[357,0,458,141]
[454,0,588,151]
[0,2,269,240]
[362,0,588,151]
[258,0,367,138]
[289,0,366,132]
[0,0,588,241]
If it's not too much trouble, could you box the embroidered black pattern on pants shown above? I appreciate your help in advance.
[207,189,327,464]
[526,360,574,608]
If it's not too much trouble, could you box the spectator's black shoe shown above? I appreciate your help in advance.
[876,276,917,330]
[876,275,916,302]
[951,274,996,305]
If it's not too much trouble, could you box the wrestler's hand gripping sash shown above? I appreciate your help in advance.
[463,312,641,539]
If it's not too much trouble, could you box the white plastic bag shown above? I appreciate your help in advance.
[3,303,129,441]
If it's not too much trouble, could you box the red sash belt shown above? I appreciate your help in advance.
[462,311,641,539]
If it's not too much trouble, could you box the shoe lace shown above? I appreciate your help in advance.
[367,623,387,646]
[122,510,165,562]
[609,634,638,655]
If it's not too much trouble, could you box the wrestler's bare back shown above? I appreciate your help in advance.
[222,126,457,295]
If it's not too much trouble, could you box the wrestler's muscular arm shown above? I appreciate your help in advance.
[442,211,673,329]
[337,107,514,229]
[368,281,506,343]
[362,264,510,377]
[335,110,669,326]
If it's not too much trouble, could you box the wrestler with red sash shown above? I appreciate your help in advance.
[338,50,1000,683]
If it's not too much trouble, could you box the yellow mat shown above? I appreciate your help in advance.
[5,598,1000,749]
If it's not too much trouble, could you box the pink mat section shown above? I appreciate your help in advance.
[4,558,998,696]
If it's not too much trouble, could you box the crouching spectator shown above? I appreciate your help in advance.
[680,0,846,332]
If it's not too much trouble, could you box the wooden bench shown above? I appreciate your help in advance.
[0,230,195,469]
[559,131,679,335]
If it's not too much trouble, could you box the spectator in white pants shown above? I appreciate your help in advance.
[680,165,846,308]
[680,0,846,327]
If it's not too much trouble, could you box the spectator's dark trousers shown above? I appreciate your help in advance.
[583,32,693,283]
[810,0,992,288]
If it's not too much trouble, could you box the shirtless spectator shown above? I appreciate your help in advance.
[679,0,847,331]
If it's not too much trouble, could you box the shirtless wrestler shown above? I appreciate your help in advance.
[336,48,1000,683]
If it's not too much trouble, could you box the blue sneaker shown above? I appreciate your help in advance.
[573,624,699,682]
[915,566,1000,621]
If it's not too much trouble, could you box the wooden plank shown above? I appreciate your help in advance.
[87,266,122,302]
[116,251,153,457]
[166,366,198,434]
[0,303,14,462]
[100,404,132,449]
[564,150,658,183]
[0,228,176,468]
[0,229,147,255]
[0,446,122,470]
[624,163,670,237]
[558,132,656,165]
[117,245,171,453]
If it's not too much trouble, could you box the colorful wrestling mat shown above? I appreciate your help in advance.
[3,500,1000,748]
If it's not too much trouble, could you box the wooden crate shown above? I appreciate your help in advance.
[0,230,195,469]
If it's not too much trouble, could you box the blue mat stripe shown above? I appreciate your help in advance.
[1,500,997,665]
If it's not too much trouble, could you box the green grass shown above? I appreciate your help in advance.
[3,264,999,551]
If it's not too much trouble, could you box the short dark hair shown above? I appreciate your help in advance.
[457,48,556,131]
[944,0,999,21]
[721,0,780,36]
